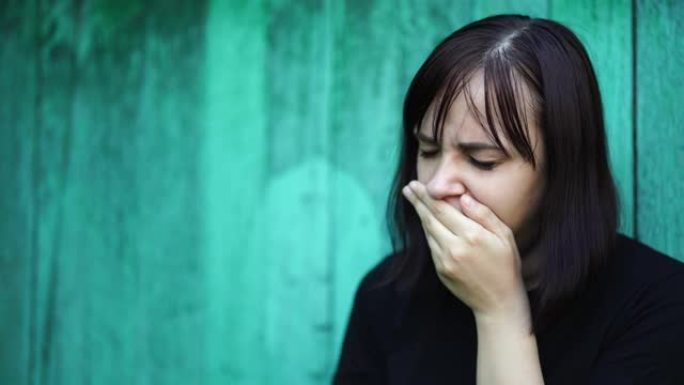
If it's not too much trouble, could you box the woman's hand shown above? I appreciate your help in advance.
[402,180,530,321]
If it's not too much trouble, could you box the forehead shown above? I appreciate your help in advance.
[422,75,486,139]
[417,70,541,149]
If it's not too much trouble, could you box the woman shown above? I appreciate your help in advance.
[333,14,684,385]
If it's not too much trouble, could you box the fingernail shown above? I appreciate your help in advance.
[402,185,411,197]
[409,181,419,190]
[461,194,474,208]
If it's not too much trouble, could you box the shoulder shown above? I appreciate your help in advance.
[597,235,684,342]
[607,233,684,291]
[353,252,399,311]
[589,235,684,382]
[343,252,406,355]
[600,234,684,313]
[352,249,429,328]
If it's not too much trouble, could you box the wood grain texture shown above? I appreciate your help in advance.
[65,1,206,381]
[265,1,336,383]
[473,0,548,20]
[205,0,268,384]
[261,1,382,383]
[636,0,684,260]
[31,1,79,383]
[0,1,37,384]
[1,1,208,384]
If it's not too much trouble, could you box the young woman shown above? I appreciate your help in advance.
[333,14,684,385]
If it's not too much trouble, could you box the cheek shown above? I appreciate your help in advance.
[416,158,430,183]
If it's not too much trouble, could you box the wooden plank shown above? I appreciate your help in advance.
[113,2,207,383]
[30,1,79,383]
[551,0,635,236]
[473,0,548,20]
[0,1,37,384]
[636,0,684,260]
[262,1,335,383]
[24,1,209,384]
[203,0,268,384]
[396,0,475,88]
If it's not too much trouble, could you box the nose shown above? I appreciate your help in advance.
[424,157,467,203]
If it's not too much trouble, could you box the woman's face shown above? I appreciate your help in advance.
[415,72,546,248]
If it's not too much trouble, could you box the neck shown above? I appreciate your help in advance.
[519,234,543,291]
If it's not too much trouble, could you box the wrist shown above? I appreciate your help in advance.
[473,294,532,333]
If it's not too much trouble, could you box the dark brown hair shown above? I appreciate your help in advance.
[384,14,618,332]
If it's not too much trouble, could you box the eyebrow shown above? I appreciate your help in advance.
[413,130,503,152]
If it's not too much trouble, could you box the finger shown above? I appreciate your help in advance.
[417,203,453,275]
[408,181,483,237]
[403,184,464,254]
[460,193,513,240]
[422,227,446,271]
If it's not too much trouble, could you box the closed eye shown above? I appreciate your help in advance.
[418,149,498,171]
[469,158,497,170]
[418,149,440,159]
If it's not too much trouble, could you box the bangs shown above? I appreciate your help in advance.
[423,52,539,167]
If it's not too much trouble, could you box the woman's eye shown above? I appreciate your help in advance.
[469,158,497,170]
[418,149,440,159]
[418,149,498,170]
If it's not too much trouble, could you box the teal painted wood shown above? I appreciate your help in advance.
[0,1,37,384]
[62,1,206,383]
[253,1,336,383]
[76,3,205,382]
[32,2,79,383]
[636,0,684,261]
[206,1,269,384]
[473,0,548,20]
[258,0,383,382]
[551,0,635,236]
[396,0,477,87]
[0,1,208,384]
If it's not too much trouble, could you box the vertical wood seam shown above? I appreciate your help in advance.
[631,0,639,239]
[324,0,336,379]
[29,0,41,383]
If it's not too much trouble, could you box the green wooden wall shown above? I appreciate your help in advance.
[1,0,682,384]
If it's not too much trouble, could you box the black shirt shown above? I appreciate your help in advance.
[333,234,684,384]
